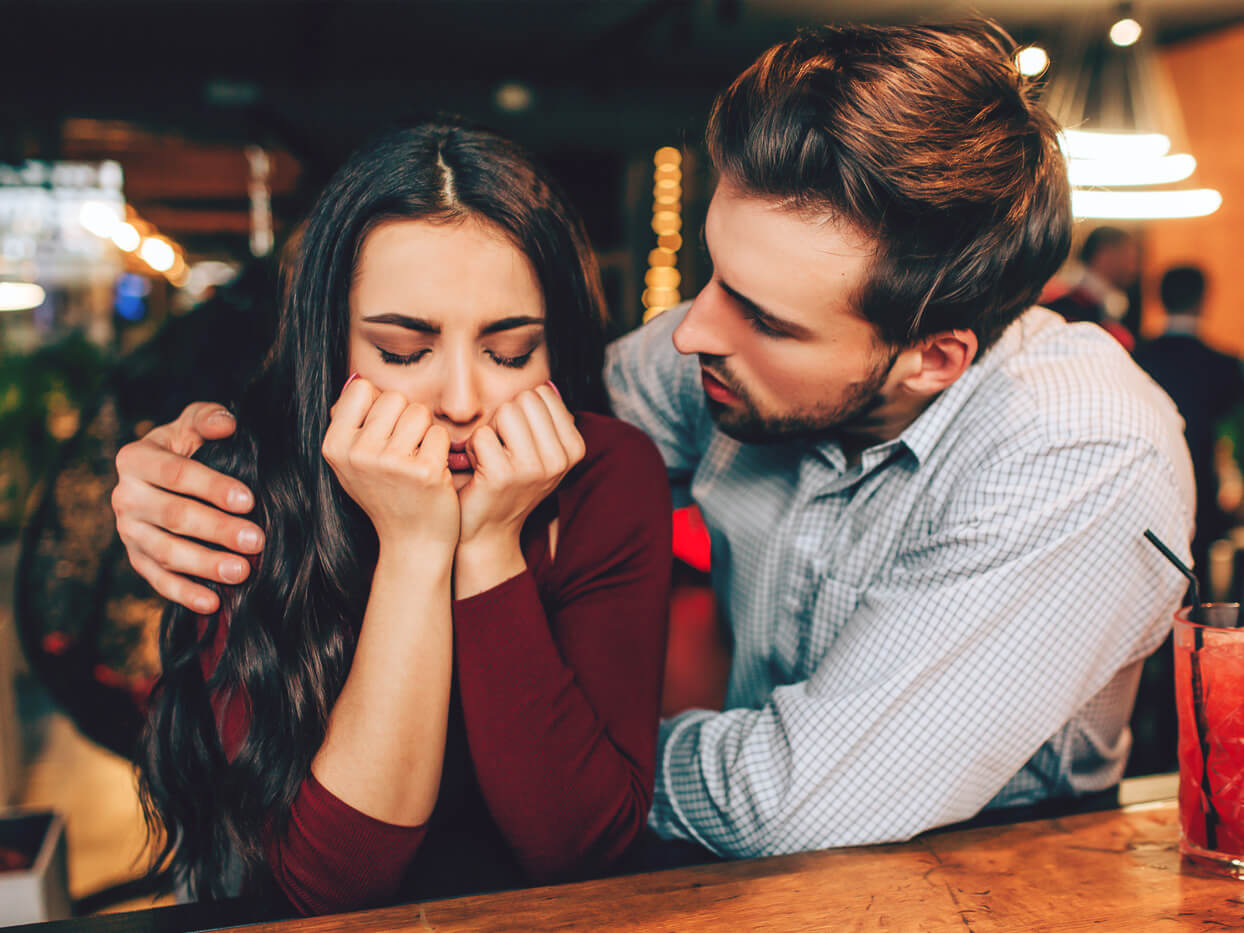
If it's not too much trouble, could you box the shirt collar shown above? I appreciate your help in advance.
[809,309,1029,471]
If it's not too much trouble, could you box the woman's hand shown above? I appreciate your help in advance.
[454,385,585,597]
[322,377,460,554]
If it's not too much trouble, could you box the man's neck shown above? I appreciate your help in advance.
[1163,312,1200,337]
[838,391,938,465]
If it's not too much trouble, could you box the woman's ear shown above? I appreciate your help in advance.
[895,330,979,397]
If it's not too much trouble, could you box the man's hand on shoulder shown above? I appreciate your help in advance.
[111,402,264,614]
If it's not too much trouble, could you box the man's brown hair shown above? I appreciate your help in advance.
[706,21,1072,353]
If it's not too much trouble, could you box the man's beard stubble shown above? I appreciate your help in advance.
[700,348,898,445]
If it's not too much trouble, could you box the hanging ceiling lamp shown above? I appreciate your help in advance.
[1039,3,1222,220]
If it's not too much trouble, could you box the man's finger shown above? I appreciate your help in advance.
[127,520,254,585]
[142,403,234,459]
[130,552,222,615]
[187,403,240,442]
[125,482,263,552]
[115,442,258,516]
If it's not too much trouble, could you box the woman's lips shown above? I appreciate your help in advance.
[701,369,739,404]
[447,444,472,472]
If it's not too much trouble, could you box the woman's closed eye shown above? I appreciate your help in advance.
[374,344,539,368]
[376,346,431,366]
[485,347,537,369]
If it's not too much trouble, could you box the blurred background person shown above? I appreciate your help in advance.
[1043,226,1140,350]
[1126,264,1244,779]
[1134,265,1244,591]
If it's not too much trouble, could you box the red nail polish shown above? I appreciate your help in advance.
[546,379,561,399]
[344,372,360,390]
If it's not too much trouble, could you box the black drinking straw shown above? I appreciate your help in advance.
[1143,529,1217,850]
[1143,529,1200,617]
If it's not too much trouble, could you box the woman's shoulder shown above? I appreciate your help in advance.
[546,413,671,583]
[556,412,671,531]
[570,411,668,489]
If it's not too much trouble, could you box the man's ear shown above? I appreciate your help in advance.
[896,330,978,396]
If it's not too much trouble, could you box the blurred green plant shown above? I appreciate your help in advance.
[0,334,109,540]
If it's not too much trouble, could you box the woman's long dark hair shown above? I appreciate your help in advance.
[138,121,609,899]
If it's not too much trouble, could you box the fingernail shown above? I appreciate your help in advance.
[545,379,561,399]
[220,558,248,583]
[194,596,216,614]
[238,528,262,550]
[208,410,235,425]
[344,372,361,390]
[227,487,253,511]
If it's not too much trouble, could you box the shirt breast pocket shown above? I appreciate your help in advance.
[771,575,863,684]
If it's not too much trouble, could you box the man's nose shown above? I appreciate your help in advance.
[673,284,734,358]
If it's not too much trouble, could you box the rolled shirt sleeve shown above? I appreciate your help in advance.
[650,434,1193,855]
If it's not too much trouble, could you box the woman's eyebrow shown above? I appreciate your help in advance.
[361,313,439,334]
[479,316,545,336]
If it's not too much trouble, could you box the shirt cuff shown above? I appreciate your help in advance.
[649,710,715,848]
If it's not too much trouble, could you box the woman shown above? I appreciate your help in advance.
[138,122,672,915]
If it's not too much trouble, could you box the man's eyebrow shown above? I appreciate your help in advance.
[479,315,545,336]
[361,313,439,334]
[716,279,814,339]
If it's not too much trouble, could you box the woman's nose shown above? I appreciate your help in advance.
[437,359,483,426]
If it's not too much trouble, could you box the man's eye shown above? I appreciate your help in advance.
[377,347,429,366]
[742,307,786,338]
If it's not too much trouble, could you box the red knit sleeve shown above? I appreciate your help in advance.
[451,415,672,882]
[198,609,427,915]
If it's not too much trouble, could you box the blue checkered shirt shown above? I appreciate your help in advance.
[605,305,1195,857]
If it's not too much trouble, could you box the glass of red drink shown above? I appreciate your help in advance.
[1174,603,1244,877]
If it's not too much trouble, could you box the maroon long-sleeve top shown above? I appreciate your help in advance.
[202,413,672,915]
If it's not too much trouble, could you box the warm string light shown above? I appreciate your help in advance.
[0,282,46,313]
[77,202,187,283]
[643,147,682,321]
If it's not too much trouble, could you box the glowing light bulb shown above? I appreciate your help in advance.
[1068,153,1196,187]
[1015,46,1049,78]
[1110,18,1142,47]
[139,237,176,272]
[1059,130,1170,162]
[654,147,682,167]
[79,201,122,238]
[111,222,141,252]
[1071,188,1222,220]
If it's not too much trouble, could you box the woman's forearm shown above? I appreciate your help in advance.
[310,542,454,826]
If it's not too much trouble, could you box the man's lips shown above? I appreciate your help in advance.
[701,368,739,404]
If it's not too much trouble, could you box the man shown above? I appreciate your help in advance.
[1134,266,1244,590]
[1044,226,1140,349]
[111,22,1193,858]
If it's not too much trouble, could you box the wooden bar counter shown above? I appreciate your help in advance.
[227,799,1243,932]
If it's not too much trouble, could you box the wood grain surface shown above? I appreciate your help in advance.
[230,801,1244,932]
